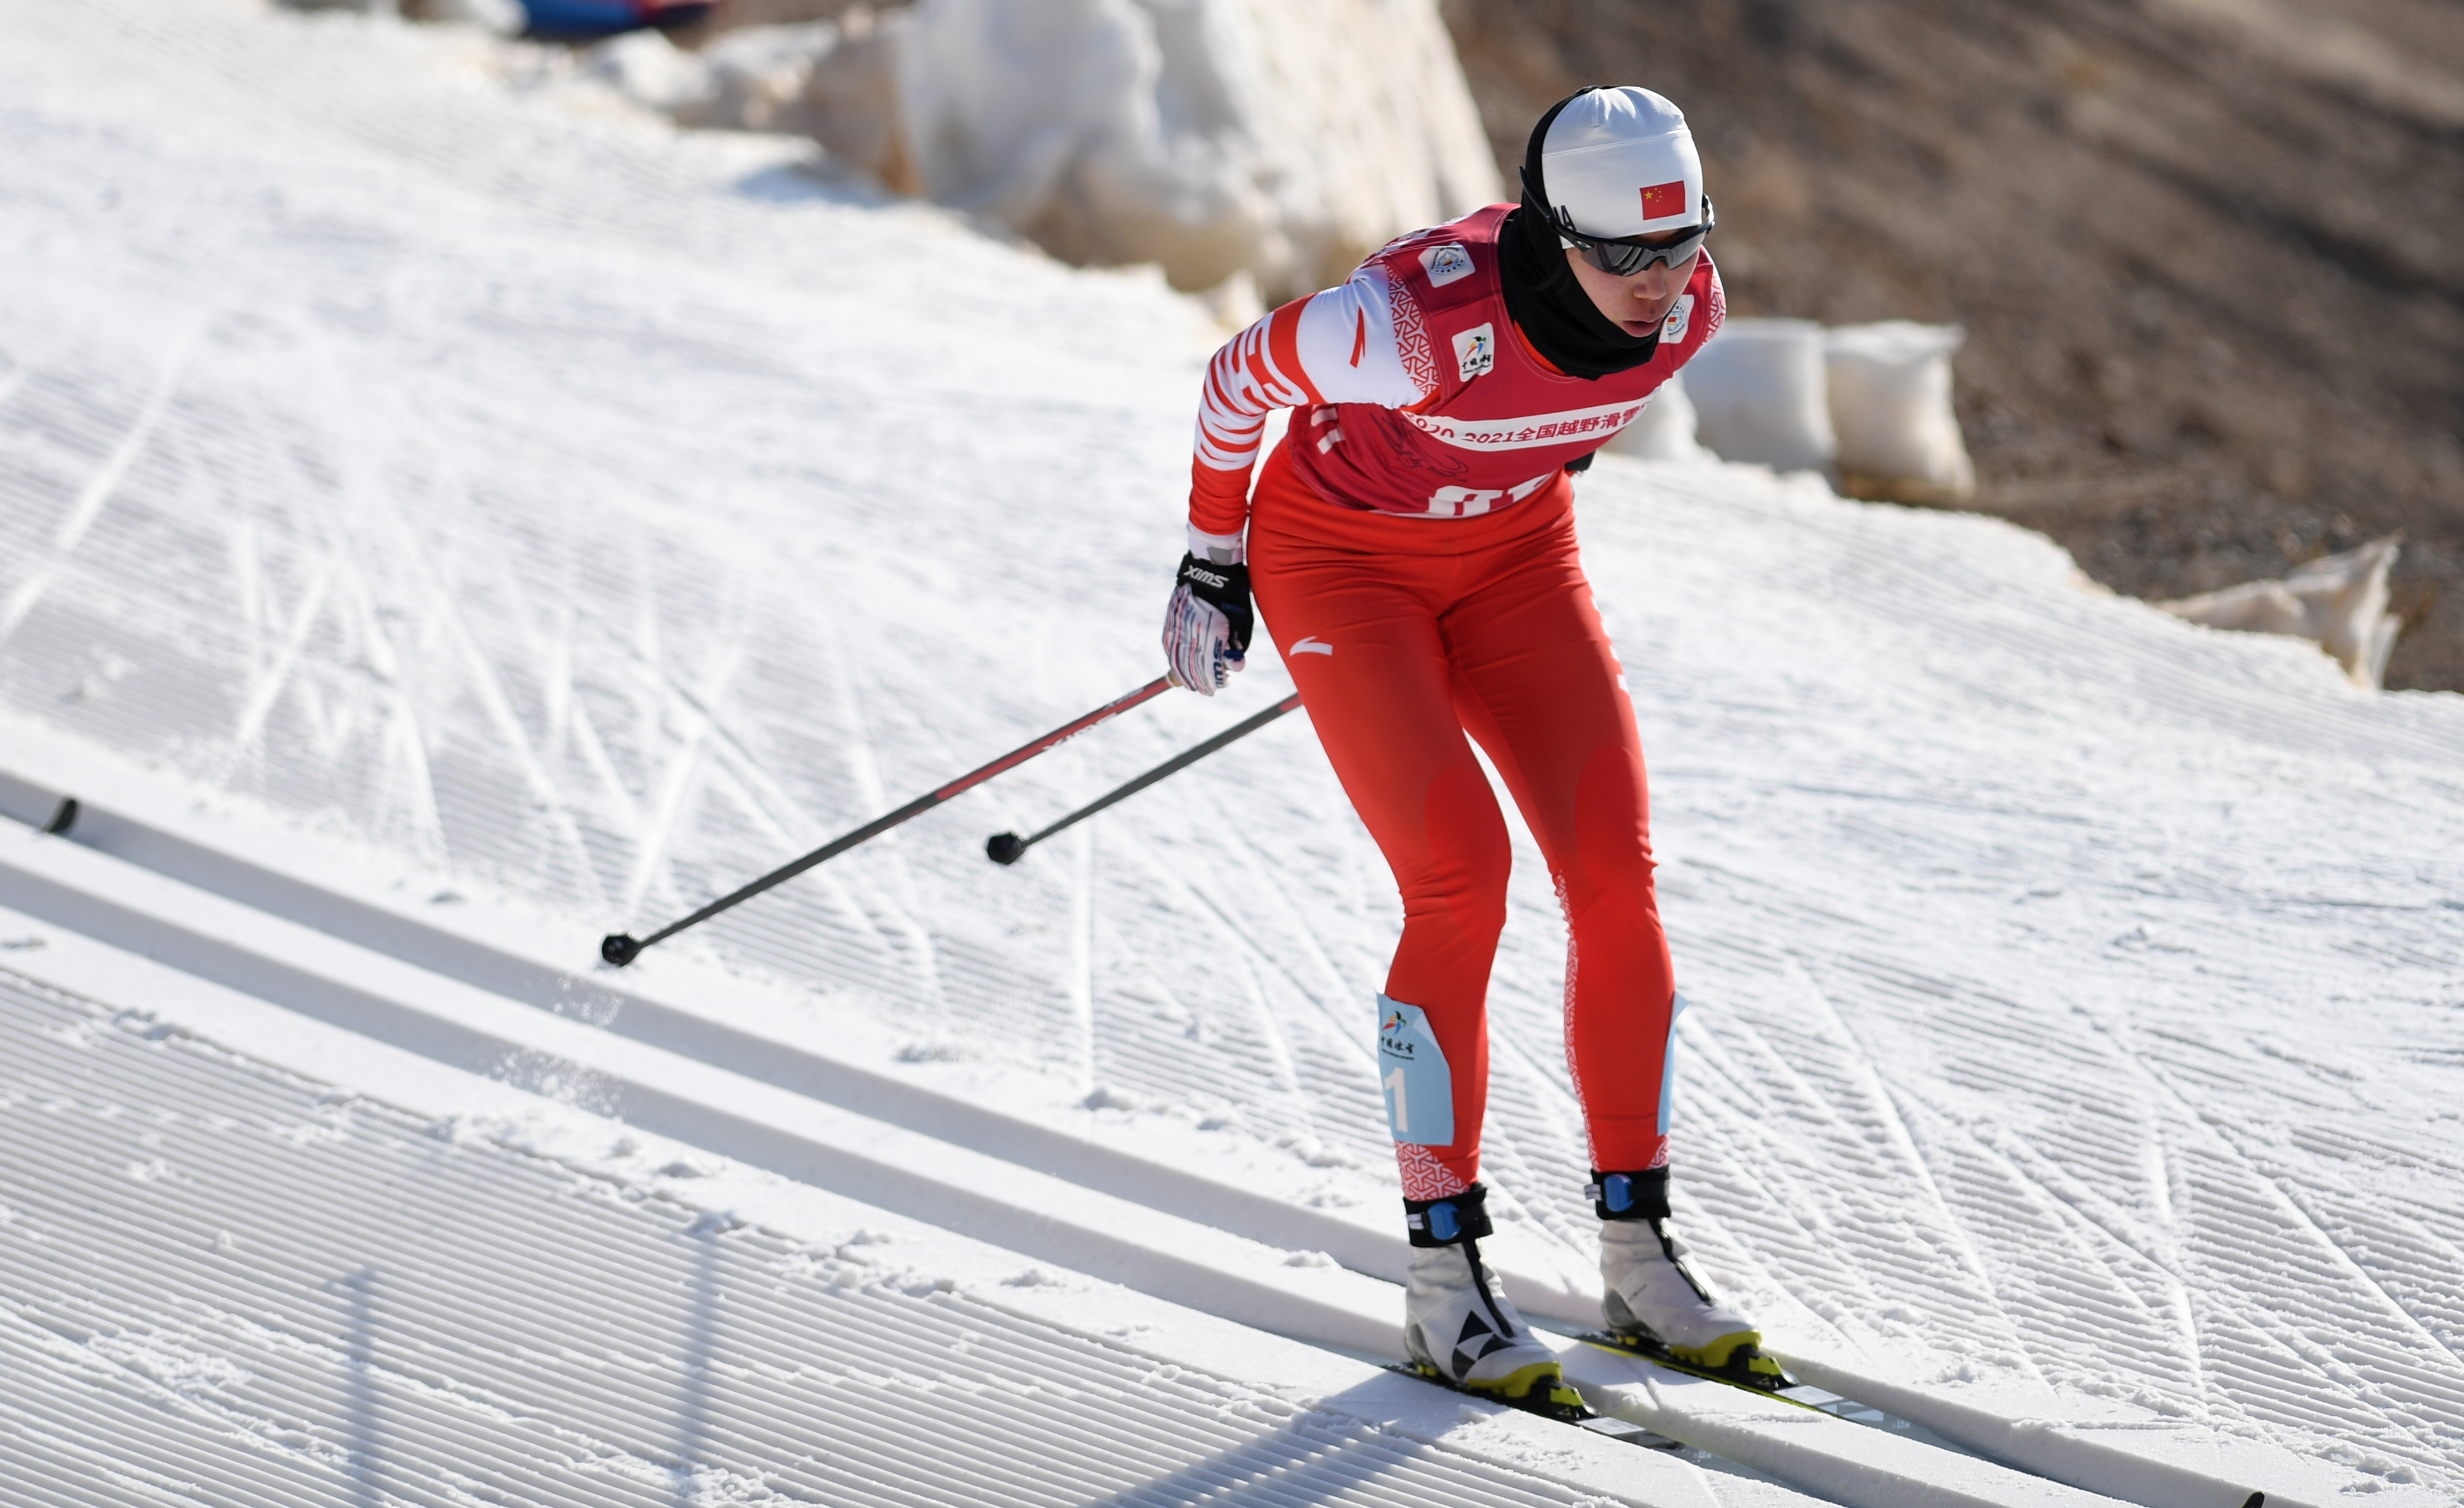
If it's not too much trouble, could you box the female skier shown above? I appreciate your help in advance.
[1161,87,1768,1408]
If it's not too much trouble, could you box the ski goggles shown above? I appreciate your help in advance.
[1561,196,1715,277]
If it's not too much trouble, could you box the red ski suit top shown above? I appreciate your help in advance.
[1187,205,1724,1200]
[1190,203,1722,531]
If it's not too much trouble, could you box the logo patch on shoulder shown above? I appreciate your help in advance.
[1452,323,1495,382]
[1662,293,1694,344]
[1419,242,1475,287]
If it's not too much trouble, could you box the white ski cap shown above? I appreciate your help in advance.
[1542,87,1705,239]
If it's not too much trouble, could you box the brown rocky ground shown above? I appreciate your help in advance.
[1439,0,2464,691]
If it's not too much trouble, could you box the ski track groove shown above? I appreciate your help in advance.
[0,979,1629,1508]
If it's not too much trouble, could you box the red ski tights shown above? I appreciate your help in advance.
[1247,442,1677,1200]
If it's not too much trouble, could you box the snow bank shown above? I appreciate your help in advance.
[1825,320,1974,504]
[577,16,910,183]
[1681,317,1837,474]
[579,0,1495,300]
[2156,537,2403,690]
[896,0,1498,299]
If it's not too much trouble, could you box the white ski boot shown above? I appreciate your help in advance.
[1399,1188,1581,1413]
[1593,1170,1782,1387]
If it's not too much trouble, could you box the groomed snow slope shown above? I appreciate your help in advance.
[0,0,2460,1499]
[1,963,1792,1507]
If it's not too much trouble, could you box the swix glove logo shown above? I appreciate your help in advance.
[1420,242,1475,287]
[1453,324,1494,381]
[1181,562,1231,589]
[1662,293,1693,344]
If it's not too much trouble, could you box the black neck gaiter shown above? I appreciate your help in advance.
[1499,91,1664,381]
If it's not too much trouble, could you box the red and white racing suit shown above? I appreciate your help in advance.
[1190,204,1724,1199]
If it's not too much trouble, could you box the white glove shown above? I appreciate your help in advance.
[1161,532,1252,696]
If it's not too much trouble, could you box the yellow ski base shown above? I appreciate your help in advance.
[1591,1328,1792,1392]
[1402,1360,1591,1421]
[1670,1330,1781,1376]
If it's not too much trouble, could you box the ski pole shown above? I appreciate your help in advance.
[602,675,1175,966]
[984,691,1303,866]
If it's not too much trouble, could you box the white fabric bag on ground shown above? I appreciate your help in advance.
[1825,321,1974,504]
[1681,318,1836,474]
[2156,536,2403,690]
[1605,371,1708,460]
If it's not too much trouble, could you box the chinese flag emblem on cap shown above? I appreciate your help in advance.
[1640,180,1688,219]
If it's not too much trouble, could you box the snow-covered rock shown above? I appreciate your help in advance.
[1825,320,1974,504]
[2156,536,2403,689]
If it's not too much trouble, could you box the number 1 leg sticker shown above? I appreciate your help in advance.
[1376,994,1455,1147]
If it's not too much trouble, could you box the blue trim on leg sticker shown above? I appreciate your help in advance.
[1376,994,1454,1147]
[1658,992,1688,1137]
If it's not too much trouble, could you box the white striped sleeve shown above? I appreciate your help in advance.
[1188,266,1431,529]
